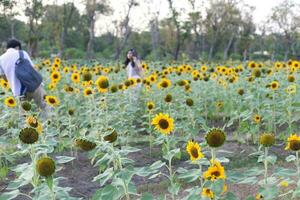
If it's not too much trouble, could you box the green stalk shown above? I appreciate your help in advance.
[264,147,268,185]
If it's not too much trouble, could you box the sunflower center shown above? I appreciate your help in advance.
[191,147,199,158]
[161,81,168,88]
[211,170,221,177]
[158,119,169,129]
[290,140,300,151]
[8,99,14,104]
[49,98,56,104]
[53,74,58,79]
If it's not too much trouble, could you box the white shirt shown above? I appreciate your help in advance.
[0,48,34,96]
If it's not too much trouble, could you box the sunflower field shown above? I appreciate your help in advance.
[1,59,300,200]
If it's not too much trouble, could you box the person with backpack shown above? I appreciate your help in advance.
[0,39,48,117]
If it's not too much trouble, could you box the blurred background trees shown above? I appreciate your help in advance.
[0,0,299,61]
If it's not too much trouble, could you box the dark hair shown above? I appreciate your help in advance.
[6,39,22,49]
[124,49,138,68]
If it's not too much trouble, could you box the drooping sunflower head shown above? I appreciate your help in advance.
[83,87,94,97]
[186,98,194,107]
[164,94,172,103]
[82,72,93,82]
[104,129,118,143]
[21,101,32,111]
[95,76,109,92]
[45,95,60,107]
[4,96,17,108]
[26,116,38,128]
[285,134,300,151]
[205,128,226,148]
[186,140,204,161]
[36,157,55,177]
[157,78,171,89]
[19,127,39,144]
[237,88,244,96]
[151,113,174,135]
[147,101,155,111]
[252,68,261,78]
[288,75,295,82]
[110,85,118,93]
[75,138,97,151]
[68,108,75,116]
[259,133,275,147]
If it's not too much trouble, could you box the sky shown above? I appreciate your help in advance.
[15,0,288,35]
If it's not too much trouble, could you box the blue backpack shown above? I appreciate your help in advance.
[15,50,43,95]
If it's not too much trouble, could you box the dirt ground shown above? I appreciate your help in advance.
[0,139,295,200]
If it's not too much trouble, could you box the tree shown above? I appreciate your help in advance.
[113,0,138,60]
[269,0,300,60]
[85,0,111,59]
[24,0,44,57]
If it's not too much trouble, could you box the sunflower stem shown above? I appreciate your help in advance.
[148,112,152,157]
[296,151,299,178]
[264,147,268,185]
[211,148,216,164]
[272,91,276,135]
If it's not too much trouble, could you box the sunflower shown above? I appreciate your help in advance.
[253,114,262,124]
[285,134,300,151]
[82,72,93,82]
[205,128,226,148]
[21,101,31,111]
[63,67,70,73]
[164,94,172,103]
[104,129,118,143]
[186,140,204,161]
[4,96,17,107]
[83,87,94,97]
[157,78,172,89]
[110,85,118,93]
[186,98,194,107]
[202,188,214,199]
[256,194,263,200]
[201,65,207,73]
[71,72,80,83]
[287,75,295,82]
[237,88,244,96]
[45,95,60,107]
[36,157,56,177]
[95,76,109,93]
[203,160,226,181]
[147,101,155,111]
[26,116,38,128]
[285,84,296,95]
[151,113,174,135]
[259,133,275,147]
[270,81,279,90]
[50,71,61,82]
[0,79,9,90]
[76,138,96,151]
[19,127,39,144]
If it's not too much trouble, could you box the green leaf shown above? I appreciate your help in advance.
[163,148,181,161]
[222,192,238,200]
[286,155,296,162]
[0,190,20,200]
[141,193,154,200]
[259,185,279,199]
[92,185,119,200]
[55,156,75,164]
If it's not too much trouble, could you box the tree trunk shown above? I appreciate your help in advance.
[150,17,160,59]
[86,15,95,59]
[223,34,234,60]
